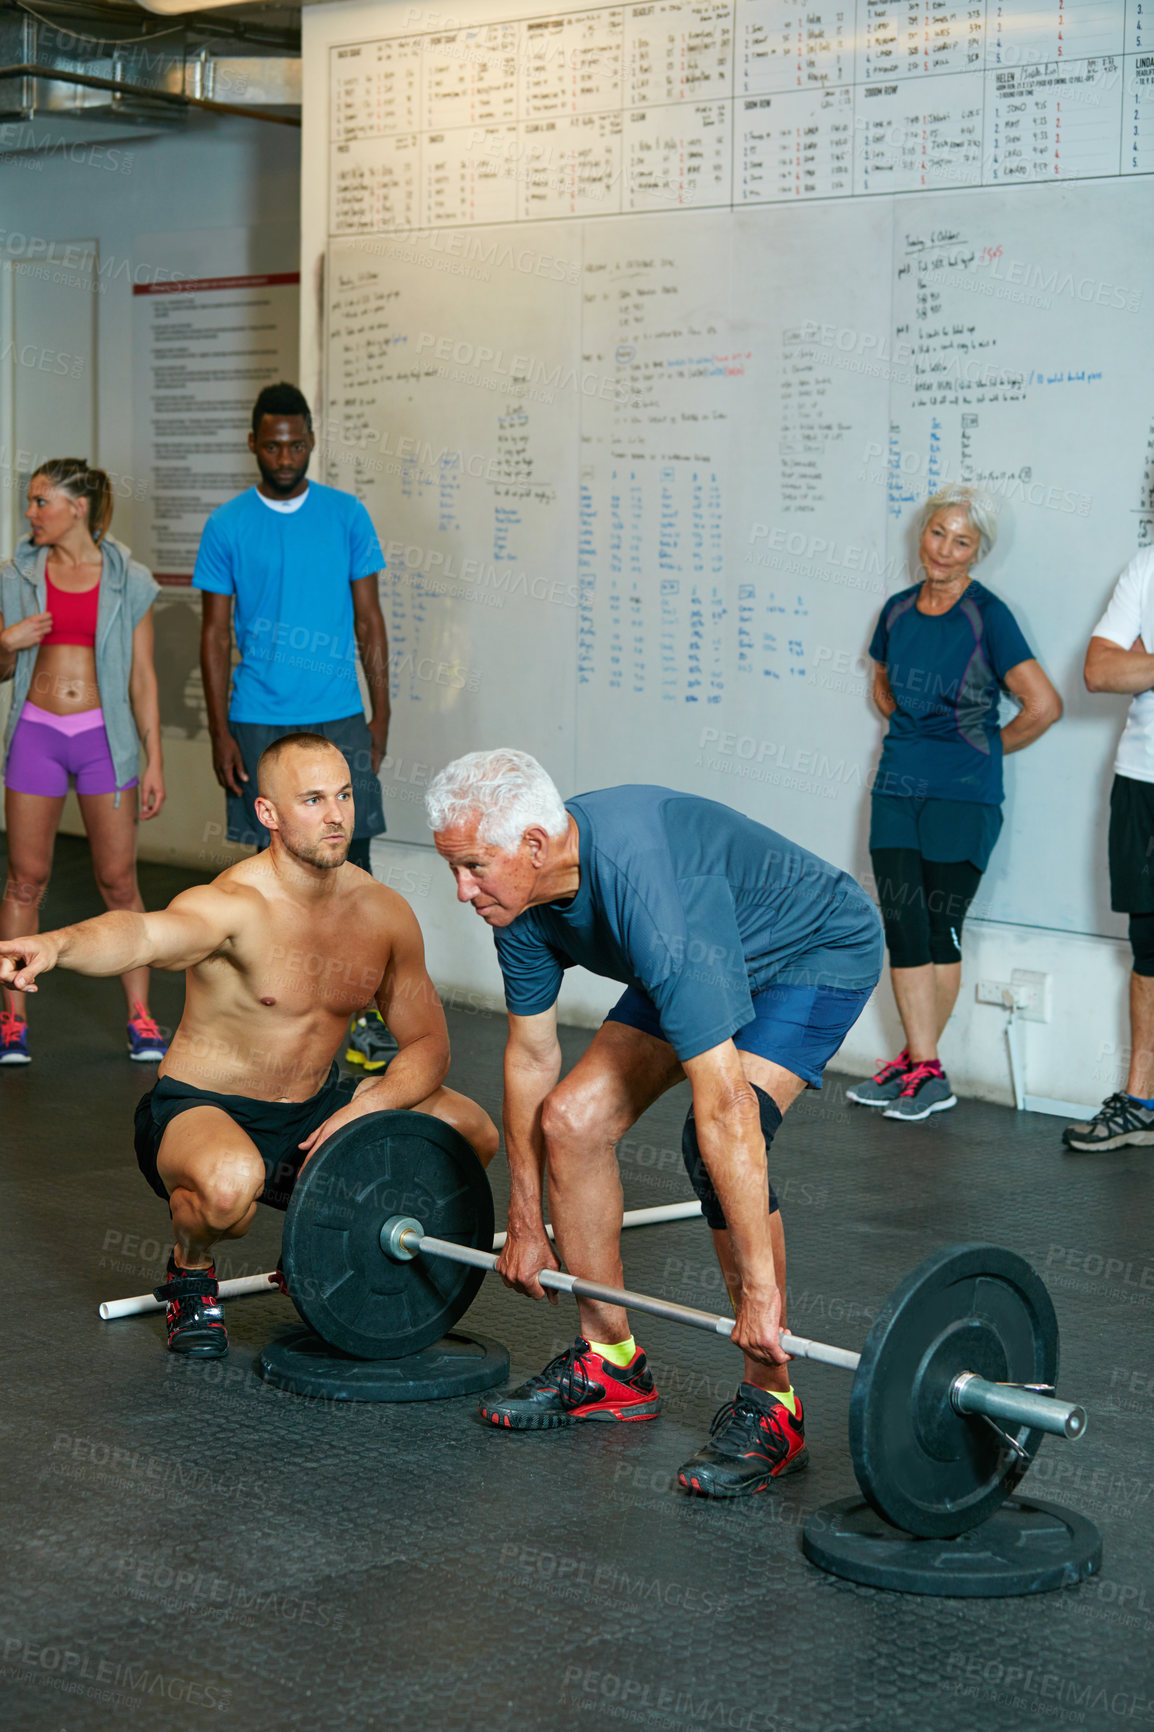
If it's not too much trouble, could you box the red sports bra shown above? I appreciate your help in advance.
[43,572,100,647]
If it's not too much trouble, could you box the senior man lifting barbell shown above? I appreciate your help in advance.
[0,732,498,1358]
[427,750,884,1496]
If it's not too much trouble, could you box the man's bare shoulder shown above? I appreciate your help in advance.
[172,860,271,930]
[193,856,271,902]
[343,864,423,934]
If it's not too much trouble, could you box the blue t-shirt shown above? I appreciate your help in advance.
[192,485,384,724]
[869,579,1033,805]
[493,787,883,1062]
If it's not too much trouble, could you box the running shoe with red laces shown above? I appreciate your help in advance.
[677,1384,808,1497]
[845,1049,910,1107]
[883,1060,957,1122]
[0,1010,30,1065]
[153,1258,228,1357]
[480,1337,661,1429]
[127,999,169,1063]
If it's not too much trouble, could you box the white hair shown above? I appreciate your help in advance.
[916,485,999,562]
[425,749,569,850]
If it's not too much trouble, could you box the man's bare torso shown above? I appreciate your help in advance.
[160,855,398,1101]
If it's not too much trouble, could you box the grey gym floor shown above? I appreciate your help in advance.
[1,837,1151,1732]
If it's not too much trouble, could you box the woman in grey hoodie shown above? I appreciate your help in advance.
[0,458,167,1064]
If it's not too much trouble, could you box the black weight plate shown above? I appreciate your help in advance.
[281,1110,494,1359]
[802,1495,1102,1597]
[849,1242,1059,1538]
[256,1326,510,1403]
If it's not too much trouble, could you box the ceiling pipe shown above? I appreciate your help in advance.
[0,59,301,122]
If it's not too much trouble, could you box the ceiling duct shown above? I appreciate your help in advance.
[0,2,300,132]
[135,0,276,13]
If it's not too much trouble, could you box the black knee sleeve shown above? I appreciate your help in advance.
[1130,913,1154,977]
[681,1083,781,1231]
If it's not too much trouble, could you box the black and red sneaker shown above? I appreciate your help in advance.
[677,1384,808,1496]
[479,1337,661,1429]
[153,1257,228,1357]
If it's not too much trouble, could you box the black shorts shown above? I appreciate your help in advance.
[1109,774,1154,914]
[134,1065,357,1213]
[869,848,983,968]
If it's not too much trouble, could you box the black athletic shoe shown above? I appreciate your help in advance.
[153,1258,228,1357]
[345,1007,398,1073]
[1063,1092,1154,1152]
[479,1337,661,1429]
[677,1384,808,1497]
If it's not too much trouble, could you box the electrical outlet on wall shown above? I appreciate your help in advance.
[975,972,1052,1022]
[1011,969,1052,1023]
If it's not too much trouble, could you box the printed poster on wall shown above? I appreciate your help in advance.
[132,270,300,584]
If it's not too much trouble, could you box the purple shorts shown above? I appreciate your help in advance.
[5,702,136,798]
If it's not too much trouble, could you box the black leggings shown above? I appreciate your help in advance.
[870,848,982,968]
[1131,913,1154,978]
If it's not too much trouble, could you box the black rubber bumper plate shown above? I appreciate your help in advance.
[802,1495,1102,1596]
[281,1109,495,1359]
[849,1241,1060,1537]
[256,1326,510,1402]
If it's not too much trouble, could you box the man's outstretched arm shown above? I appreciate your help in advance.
[0,885,240,992]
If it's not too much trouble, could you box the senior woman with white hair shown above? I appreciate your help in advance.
[847,484,1062,1122]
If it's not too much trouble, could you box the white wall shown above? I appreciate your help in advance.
[0,73,1131,1114]
[0,113,300,868]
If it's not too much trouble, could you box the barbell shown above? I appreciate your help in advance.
[273,1109,1089,1542]
[97,1200,707,1321]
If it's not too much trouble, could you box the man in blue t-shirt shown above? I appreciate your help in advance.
[427,749,882,1498]
[195,382,395,1070]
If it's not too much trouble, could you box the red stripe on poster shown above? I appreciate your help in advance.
[133,272,300,296]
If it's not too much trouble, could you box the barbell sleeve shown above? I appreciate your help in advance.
[409,1231,864,1372]
[99,1270,279,1320]
[950,1372,1087,1440]
[491,1198,703,1251]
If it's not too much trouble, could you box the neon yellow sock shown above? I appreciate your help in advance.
[768,1386,797,1415]
[589,1336,637,1368]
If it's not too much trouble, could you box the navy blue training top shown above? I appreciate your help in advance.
[869,579,1033,806]
[492,787,882,1062]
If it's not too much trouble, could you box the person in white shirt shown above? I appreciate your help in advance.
[1066,549,1154,1150]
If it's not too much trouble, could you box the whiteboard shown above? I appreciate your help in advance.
[302,0,1154,939]
[323,225,585,824]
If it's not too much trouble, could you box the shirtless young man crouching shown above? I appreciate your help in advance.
[0,733,498,1357]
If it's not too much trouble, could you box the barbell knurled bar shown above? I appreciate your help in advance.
[381,1217,1087,1442]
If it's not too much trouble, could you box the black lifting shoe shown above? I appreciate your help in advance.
[153,1257,228,1357]
[480,1338,661,1429]
[677,1385,808,1497]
